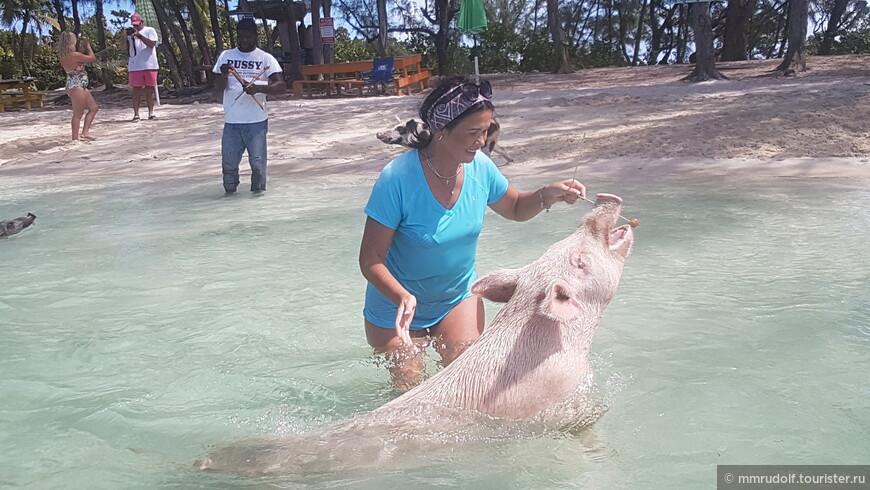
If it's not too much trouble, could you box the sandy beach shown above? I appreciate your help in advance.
[2,54,869,185]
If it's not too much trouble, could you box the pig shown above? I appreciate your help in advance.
[198,194,633,476]
[0,213,36,239]
[377,117,515,165]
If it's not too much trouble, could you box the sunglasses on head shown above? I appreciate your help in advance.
[436,80,493,110]
[460,80,492,99]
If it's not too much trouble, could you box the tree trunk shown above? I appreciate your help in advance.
[94,0,115,89]
[675,4,688,63]
[72,0,81,35]
[283,3,304,80]
[185,0,214,85]
[311,0,324,64]
[431,0,456,75]
[776,0,808,73]
[208,0,224,56]
[683,2,726,81]
[223,0,235,47]
[17,13,31,75]
[818,0,849,55]
[170,0,200,83]
[647,0,663,64]
[51,0,67,32]
[151,0,184,88]
[321,0,334,63]
[720,0,756,61]
[376,0,388,56]
[547,0,574,73]
[632,0,647,65]
[157,0,196,84]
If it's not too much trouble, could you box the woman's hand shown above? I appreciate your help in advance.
[394,293,417,347]
[542,178,587,209]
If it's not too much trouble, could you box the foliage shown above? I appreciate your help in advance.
[477,24,524,73]
[27,41,64,88]
[334,26,378,61]
[2,0,870,87]
[519,33,557,72]
[574,40,629,68]
[807,28,870,54]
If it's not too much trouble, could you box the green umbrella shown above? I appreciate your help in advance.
[456,0,487,81]
[456,0,487,34]
[133,0,159,37]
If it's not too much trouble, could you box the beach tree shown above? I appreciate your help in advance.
[776,0,809,73]
[815,0,853,55]
[547,0,574,73]
[0,0,53,75]
[683,1,726,81]
[720,0,756,60]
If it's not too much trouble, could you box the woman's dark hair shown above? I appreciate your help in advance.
[419,76,495,133]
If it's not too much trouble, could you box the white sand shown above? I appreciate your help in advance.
[2,55,869,185]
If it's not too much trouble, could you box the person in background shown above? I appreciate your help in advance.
[121,13,160,121]
[359,76,587,391]
[212,18,286,194]
[57,31,98,141]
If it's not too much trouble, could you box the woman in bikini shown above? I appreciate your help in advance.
[57,31,98,141]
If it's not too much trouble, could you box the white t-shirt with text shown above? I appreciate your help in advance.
[127,26,160,72]
[212,48,283,124]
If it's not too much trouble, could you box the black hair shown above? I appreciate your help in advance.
[237,18,257,32]
[419,76,495,132]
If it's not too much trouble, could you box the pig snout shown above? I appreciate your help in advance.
[377,131,399,143]
[581,194,632,257]
[594,193,622,206]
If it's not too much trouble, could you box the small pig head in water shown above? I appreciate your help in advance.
[0,213,36,239]
[389,193,633,420]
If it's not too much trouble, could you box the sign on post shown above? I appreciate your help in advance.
[320,18,335,44]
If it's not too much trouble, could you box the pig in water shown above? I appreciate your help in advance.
[0,213,36,239]
[198,194,633,476]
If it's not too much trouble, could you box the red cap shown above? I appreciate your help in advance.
[130,13,142,25]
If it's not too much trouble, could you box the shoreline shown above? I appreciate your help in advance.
[2,55,869,184]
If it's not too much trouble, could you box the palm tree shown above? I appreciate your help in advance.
[0,0,53,75]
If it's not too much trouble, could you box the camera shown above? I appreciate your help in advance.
[126,27,135,35]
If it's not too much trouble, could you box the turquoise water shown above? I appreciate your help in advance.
[1,174,868,488]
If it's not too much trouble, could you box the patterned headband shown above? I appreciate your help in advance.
[425,81,492,133]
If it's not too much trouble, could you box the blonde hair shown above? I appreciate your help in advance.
[57,31,77,58]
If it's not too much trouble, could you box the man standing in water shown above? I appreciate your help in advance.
[121,13,160,121]
[212,18,286,194]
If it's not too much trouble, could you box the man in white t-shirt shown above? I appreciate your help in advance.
[212,18,286,193]
[121,13,160,121]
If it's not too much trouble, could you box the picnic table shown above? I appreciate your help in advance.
[292,54,431,98]
[0,78,44,113]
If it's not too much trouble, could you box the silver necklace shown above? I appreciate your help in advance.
[422,150,462,194]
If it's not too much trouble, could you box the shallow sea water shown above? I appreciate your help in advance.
[1,172,868,489]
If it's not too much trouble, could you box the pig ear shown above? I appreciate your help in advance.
[545,280,584,320]
[472,269,521,303]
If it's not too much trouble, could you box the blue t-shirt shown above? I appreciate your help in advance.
[364,149,509,329]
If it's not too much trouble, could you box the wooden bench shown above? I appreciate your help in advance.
[391,55,431,95]
[0,79,44,112]
[395,68,431,95]
[292,78,367,97]
[291,55,431,98]
[293,60,373,98]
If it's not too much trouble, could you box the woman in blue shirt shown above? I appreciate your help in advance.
[359,77,587,390]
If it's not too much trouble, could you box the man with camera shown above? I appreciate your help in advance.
[121,13,159,121]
